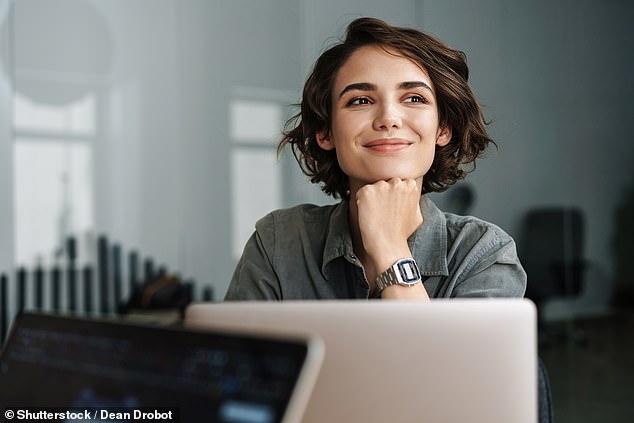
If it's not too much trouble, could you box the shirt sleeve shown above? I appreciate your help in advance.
[450,230,527,298]
[224,215,282,301]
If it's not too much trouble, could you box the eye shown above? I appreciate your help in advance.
[403,95,428,104]
[346,97,372,106]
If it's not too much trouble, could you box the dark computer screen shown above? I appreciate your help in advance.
[0,312,309,423]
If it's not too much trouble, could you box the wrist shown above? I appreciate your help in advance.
[381,282,429,300]
[368,245,412,275]
[375,257,422,292]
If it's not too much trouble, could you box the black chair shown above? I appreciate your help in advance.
[521,207,587,344]
[538,357,554,423]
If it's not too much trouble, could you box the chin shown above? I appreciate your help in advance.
[373,172,422,182]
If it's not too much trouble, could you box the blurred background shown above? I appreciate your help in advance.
[0,1,633,421]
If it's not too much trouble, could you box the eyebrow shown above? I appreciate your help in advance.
[338,81,433,98]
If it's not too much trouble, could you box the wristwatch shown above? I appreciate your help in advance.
[375,258,422,291]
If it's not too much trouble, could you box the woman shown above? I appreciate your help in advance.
[225,17,526,301]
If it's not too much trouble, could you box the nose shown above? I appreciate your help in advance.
[373,102,402,130]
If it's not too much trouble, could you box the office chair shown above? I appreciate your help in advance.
[538,357,554,423]
[521,207,587,344]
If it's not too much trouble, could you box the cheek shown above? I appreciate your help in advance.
[413,114,440,136]
[416,144,437,174]
[332,112,365,139]
[333,148,353,175]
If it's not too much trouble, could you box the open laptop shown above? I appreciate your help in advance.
[0,312,323,423]
[186,299,537,423]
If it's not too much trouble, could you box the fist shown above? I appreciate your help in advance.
[355,178,423,270]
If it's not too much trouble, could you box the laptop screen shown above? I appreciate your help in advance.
[0,312,320,423]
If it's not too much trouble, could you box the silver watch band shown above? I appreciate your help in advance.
[375,258,421,291]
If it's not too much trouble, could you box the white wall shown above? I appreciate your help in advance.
[0,0,14,321]
[177,0,303,296]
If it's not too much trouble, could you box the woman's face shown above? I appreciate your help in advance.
[317,44,451,194]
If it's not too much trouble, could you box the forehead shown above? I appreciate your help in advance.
[333,44,433,91]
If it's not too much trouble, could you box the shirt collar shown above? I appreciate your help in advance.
[322,200,355,278]
[321,196,449,279]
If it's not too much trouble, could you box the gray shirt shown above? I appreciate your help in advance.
[225,196,526,300]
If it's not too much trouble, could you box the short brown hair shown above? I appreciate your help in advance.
[279,17,494,199]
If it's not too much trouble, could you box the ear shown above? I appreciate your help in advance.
[316,130,335,151]
[436,125,452,147]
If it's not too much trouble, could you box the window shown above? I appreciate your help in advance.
[229,87,294,259]
[13,89,96,267]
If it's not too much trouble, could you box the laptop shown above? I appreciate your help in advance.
[0,312,324,423]
[186,299,537,423]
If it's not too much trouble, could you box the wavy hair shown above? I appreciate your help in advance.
[279,17,494,198]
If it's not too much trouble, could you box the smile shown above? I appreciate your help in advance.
[364,138,413,153]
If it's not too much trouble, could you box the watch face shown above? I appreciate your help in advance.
[397,259,420,284]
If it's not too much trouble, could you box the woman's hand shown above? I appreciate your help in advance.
[355,178,423,274]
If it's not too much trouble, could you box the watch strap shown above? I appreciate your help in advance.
[375,258,421,291]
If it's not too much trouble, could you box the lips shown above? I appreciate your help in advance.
[364,138,413,152]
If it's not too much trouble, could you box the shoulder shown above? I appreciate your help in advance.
[249,202,344,275]
[444,212,519,265]
[444,212,510,240]
[256,203,339,230]
[253,203,341,246]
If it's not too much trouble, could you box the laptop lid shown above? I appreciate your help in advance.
[186,299,537,423]
[0,312,323,423]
